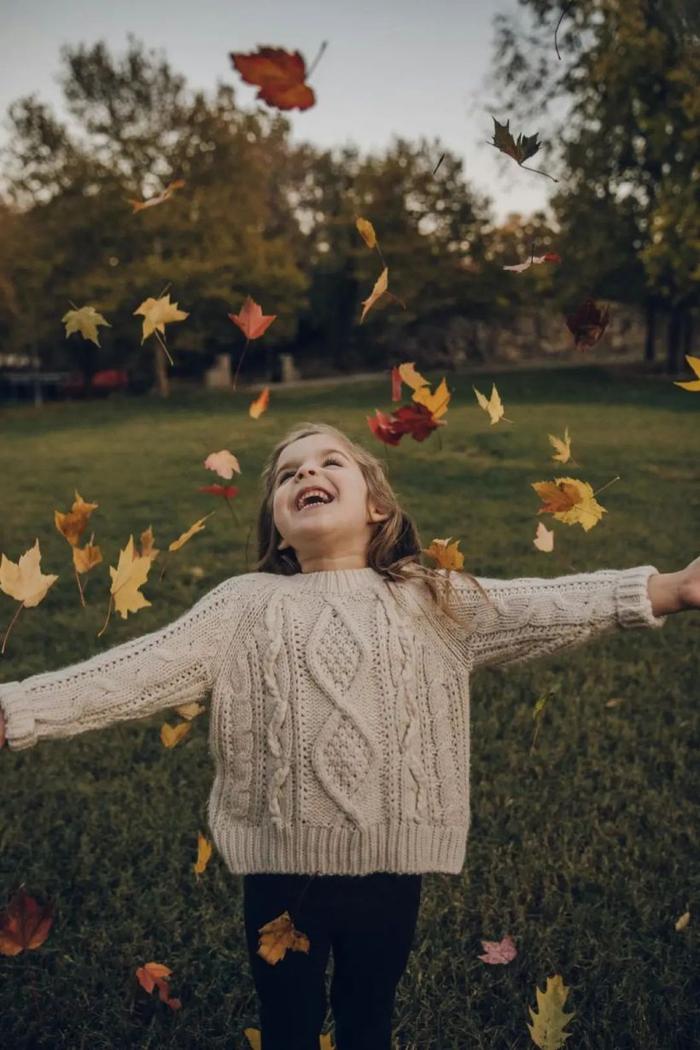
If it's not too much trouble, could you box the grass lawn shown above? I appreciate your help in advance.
[0,364,698,1049]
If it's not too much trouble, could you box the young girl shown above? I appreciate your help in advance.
[1,421,697,1050]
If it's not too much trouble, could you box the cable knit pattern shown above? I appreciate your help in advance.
[0,564,667,875]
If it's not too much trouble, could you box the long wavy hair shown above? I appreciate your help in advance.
[251,421,490,625]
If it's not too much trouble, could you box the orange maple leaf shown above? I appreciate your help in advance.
[229,296,276,341]
[250,387,270,419]
[257,910,311,966]
[0,886,54,957]
[230,47,315,111]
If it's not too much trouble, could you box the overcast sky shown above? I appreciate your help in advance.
[0,0,554,223]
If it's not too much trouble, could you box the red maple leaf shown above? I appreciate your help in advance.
[229,48,315,111]
[198,484,239,499]
[228,296,276,341]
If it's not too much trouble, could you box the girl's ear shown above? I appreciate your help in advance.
[277,535,290,551]
[368,502,390,525]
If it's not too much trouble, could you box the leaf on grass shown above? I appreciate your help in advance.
[244,1029,335,1049]
[204,449,241,480]
[503,253,561,273]
[109,536,152,619]
[477,934,517,964]
[55,490,99,547]
[168,512,215,553]
[548,426,572,464]
[0,887,54,957]
[194,832,213,877]
[0,539,58,607]
[160,721,192,748]
[360,267,389,323]
[128,179,185,213]
[249,387,270,418]
[230,48,315,111]
[674,354,700,391]
[229,296,276,340]
[532,477,606,531]
[675,910,690,931]
[135,961,181,1010]
[62,305,111,347]
[356,217,378,249]
[565,298,610,351]
[533,521,554,552]
[257,910,311,966]
[422,538,465,570]
[134,294,189,344]
[526,973,575,1050]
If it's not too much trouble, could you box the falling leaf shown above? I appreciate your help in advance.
[478,934,517,964]
[604,697,625,708]
[160,721,192,748]
[398,361,431,392]
[137,526,160,562]
[527,974,575,1050]
[61,305,111,347]
[134,294,189,345]
[257,910,311,966]
[412,376,451,421]
[204,449,241,480]
[473,383,511,425]
[360,267,389,323]
[249,387,270,419]
[174,701,206,720]
[127,179,186,214]
[168,513,215,553]
[503,252,561,273]
[422,538,465,570]
[356,217,378,249]
[109,535,152,619]
[72,536,103,574]
[229,296,276,341]
[194,832,213,877]
[565,298,610,351]
[674,354,700,391]
[55,490,99,547]
[490,116,542,164]
[548,426,572,464]
[0,539,58,607]
[199,483,239,500]
[135,961,181,1011]
[675,911,690,931]
[367,408,405,446]
[533,521,554,552]
[532,477,607,531]
[0,887,54,956]
[230,47,315,111]
[391,365,402,402]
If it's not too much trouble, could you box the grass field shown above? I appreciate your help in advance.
[0,365,698,1049]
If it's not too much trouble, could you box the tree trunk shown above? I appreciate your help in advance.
[644,297,656,363]
[665,304,684,375]
[153,342,170,398]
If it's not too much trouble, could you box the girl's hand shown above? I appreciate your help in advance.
[678,555,700,611]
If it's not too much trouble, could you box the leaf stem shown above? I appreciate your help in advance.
[307,40,328,78]
[592,474,621,498]
[1,602,24,655]
[97,594,113,638]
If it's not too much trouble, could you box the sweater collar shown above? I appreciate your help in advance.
[273,567,390,596]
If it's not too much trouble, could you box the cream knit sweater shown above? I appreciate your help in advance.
[0,565,666,875]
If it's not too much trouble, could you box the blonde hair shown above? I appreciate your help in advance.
[251,421,489,626]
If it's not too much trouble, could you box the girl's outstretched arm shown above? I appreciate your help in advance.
[0,574,256,751]
[436,563,688,672]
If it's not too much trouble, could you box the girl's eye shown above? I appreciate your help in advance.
[279,457,342,482]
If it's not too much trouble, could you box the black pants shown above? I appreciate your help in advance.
[243,871,423,1050]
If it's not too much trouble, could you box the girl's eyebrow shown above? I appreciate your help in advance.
[275,447,349,479]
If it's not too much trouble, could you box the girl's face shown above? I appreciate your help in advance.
[272,434,389,572]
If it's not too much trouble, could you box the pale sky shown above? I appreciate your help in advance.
[0,0,554,223]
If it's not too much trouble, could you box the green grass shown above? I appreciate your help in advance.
[0,365,698,1049]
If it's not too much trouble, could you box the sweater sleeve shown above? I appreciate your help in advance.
[438,564,667,671]
[0,574,249,751]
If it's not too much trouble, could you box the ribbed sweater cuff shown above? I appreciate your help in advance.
[615,565,667,629]
[0,680,37,751]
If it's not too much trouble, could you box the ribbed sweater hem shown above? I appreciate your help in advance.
[211,820,469,875]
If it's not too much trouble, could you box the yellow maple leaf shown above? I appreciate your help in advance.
[61,305,112,347]
[257,910,311,966]
[134,293,189,344]
[526,973,576,1050]
[473,383,511,425]
[194,832,212,877]
[54,490,99,547]
[160,721,192,748]
[674,354,700,391]
[397,361,430,392]
[0,539,59,607]
[173,701,206,720]
[422,537,465,570]
[355,216,378,250]
[168,512,215,553]
[532,476,606,532]
[412,376,451,419]
[109,535,153,619]
[360,267,388,323]
[72,538,103,574]
[548,426,572,464]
